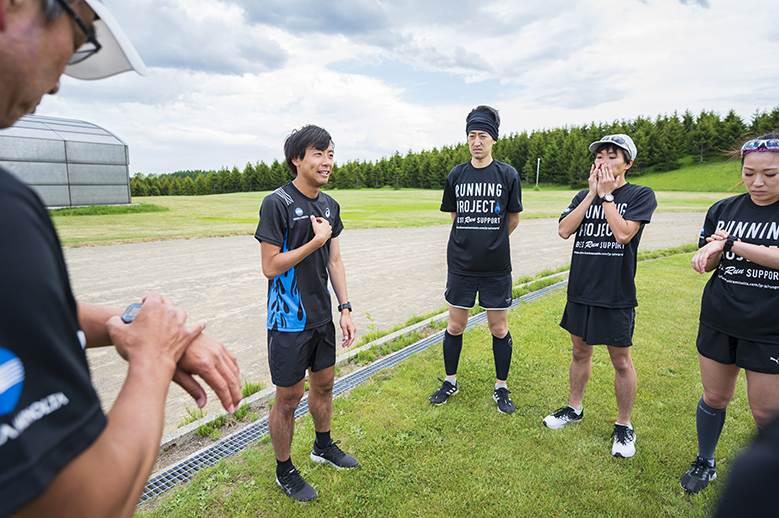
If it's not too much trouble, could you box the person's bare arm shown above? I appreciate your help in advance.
[261,215,331,279]
[327,236,356,348]
[10,293,203,518]
[692,230,779,274]
[601,203,642,245]
[508,212,520,235]
[77,301,242,413]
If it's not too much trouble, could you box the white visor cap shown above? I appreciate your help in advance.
[64,0,147,80]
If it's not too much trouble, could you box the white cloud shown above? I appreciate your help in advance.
[34,0,779,174]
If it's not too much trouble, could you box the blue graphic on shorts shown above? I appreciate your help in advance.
[495,201,501,213]
[0,348,24,416]
[267,233,307,331]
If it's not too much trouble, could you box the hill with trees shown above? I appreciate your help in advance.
[130,107,779,197]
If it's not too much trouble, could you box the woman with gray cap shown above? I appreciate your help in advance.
[542,134,657,459]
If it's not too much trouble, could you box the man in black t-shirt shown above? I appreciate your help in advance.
[0,3,242,517]
[429,105,523,414]
[541,134,656,459]
[256,125,358,502]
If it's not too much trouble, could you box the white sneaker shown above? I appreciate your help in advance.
[542,406,583,429]
[611,424,636,458]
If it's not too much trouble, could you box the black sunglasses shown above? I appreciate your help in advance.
[55,0,102,65]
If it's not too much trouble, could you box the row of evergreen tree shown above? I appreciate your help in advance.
[130,107,779,197]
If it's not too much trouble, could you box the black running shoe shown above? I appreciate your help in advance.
[542,406,584,429]
[311,440,358,469]
[493,387,516,414]
[276,466,317,502]
[429,378,458,405]
[680,456,717,494]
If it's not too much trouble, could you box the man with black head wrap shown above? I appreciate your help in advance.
[429,105,523,414]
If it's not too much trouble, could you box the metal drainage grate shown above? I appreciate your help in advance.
[139,280,567,504]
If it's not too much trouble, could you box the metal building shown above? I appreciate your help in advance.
[0,114,132,207]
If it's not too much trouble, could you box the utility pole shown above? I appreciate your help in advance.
[535,158,540,189]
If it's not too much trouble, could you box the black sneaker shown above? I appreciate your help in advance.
[429,378,458,405]
[542,406,583,429]
[680,456,717,494]
[493,387,516,414]
[276,466,317,502]
[311,440,358,469]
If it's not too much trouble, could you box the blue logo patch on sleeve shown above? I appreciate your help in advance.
[0,348,24,416]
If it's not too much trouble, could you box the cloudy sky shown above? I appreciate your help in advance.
[38,0,778,175]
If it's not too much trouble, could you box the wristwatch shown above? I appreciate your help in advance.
[601,193,615,203]
[723,235,737,253]
[338,302,352,312]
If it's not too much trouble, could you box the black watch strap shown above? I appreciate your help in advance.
[723,235,737,253]
[338,302,352,312]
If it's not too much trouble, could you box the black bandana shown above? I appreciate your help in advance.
[466,111,499,142]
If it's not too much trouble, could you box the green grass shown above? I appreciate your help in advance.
[48,203,169,217]
[51,188,732,247]
[631,155,747,193]
[241,379,267,399]
[136,253,755,518]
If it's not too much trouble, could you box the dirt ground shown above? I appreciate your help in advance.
[64,212,705,435]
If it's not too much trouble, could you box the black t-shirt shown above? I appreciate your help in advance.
[440,160,523,276]
[0,167,106,516]
[698,194,779,343]
[562,183,657,308]
[255,182,343,332]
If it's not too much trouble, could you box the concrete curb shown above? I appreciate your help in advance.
[157,273,566,453]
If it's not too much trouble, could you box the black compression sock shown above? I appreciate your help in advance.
[276,457,293,478]
[443,330,463,376]
[315,430,332,448]
[493,331,513,381]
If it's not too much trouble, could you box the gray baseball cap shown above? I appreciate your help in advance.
[588,134,637,161]
[64,0,147,80]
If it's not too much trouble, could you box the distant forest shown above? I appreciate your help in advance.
[130,107,779,197]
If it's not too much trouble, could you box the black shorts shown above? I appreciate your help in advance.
[267,321,336,387]
[696,322,779,375]
[560,301,635,347]
[445,271,513,310]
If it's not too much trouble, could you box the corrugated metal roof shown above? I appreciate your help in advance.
[0,114,126,146]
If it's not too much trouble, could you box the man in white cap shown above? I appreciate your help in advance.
[0,2,242,516]
[541,134,657,459]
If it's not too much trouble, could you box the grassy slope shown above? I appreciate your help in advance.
[630,155,746,193]
[136,254,754,518]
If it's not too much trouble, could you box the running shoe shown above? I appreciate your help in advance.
[429,378,458,405]
[311,440,359,469]
[611,424,636,458]
[680,456,717,494]
[542,406,583,429]
[493,387,516,414]
[276,466,317,502]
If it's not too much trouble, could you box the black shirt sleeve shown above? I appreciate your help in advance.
[255,194,287,247]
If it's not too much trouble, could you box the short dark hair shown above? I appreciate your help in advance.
[594,143,631,164]
[466,105,500,128]
[284,125,333,174]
